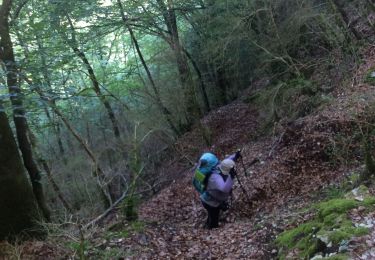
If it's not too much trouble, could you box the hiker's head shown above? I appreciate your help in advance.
[219,159,235,175]
[199,153,219,173]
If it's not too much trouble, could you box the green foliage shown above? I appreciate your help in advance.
[320,185,346,200]
[66,239,90,260]
[247,77,327,131]
[363,197,375,207]
[121,196,139,221]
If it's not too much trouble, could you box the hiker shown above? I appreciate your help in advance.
[193,151,241,229]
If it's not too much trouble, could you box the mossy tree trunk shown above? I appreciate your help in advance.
[0,103,41,240]
[0,0,51,221]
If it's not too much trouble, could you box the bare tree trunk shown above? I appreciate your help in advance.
[35,37,67,162]
[0,0,51,221]
[40,160,73,213]
[26,82,112,208]
[182,48,211,113]
[47,99,112,208]
[65,15,121,139]
[156,0,201,127]
[117,0,180,135]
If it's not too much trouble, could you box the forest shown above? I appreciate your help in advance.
[1,0,375,259]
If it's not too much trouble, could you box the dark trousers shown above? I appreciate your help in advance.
[202,201,220,229]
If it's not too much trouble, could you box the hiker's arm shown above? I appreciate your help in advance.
[209,174,233,193]
[227,153,236,161]
[227,150,241,162]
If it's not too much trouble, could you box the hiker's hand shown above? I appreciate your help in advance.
[229,168,237,179]
[234,150,242,161]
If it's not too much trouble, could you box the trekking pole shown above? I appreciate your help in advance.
[234,151,260,205]
[235,172,252,206]
[239,156,260,177]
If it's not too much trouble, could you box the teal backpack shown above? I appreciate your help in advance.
[192,153,219,194]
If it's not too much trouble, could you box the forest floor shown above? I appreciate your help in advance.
[5,47,375,259]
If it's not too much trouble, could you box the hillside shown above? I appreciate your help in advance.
[98,46,375,259]
[5,46,374,259]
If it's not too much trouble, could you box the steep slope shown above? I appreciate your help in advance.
[6,47,375,259]
[108,46,375,259]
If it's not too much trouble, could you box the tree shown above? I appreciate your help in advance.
[0,103,41,240]
[0,0,51,221]
[117,0,180,135]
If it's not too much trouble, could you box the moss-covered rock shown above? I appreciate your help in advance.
[276,195,375,259]
[344,185,371,201]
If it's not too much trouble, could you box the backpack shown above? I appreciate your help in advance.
[192,153,219,194]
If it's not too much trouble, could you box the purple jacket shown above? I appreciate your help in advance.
[200,154,236,207]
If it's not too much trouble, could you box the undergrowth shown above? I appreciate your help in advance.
[246,77,330,133]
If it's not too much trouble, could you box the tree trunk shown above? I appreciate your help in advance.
[40,160,73,213]
[156,0,201,126]
[182,48,211,113]
[35,37,67,162]
[66,16,121,139]
[117,0,180,135]
[0,0,51,221]
[0,103,42,240]
[34,89,112,208]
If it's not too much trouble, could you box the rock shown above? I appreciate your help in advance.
[310,254,323,260]
[345,185,370,201]
[317,234,329,245]
[338,244,348,253]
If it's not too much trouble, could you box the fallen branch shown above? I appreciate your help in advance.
[83,175,183,229]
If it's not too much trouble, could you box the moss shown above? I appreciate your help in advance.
[323,213,347,227]
[131,221,145,232]
[276,221,321,250]
[363,197,375,207]
[321,185,346,200]
[326,226,367,244]
[325,254,349,260]
[317,199,358,218]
